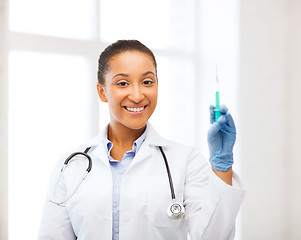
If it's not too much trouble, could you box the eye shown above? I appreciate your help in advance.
[117,81,128,86]
[142,79,154,85]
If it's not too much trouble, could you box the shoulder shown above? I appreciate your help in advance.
[146,123,206,163]
[149,131,210,183]
[164,138,206,165]
[159,137,195,155]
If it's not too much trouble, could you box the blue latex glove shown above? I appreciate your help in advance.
[207,105,236,171]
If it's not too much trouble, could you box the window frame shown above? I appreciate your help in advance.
[1,0,241,239]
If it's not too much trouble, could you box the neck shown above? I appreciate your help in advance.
[107,122,146,148]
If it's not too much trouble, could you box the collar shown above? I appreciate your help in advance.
[85,121,168,150]
[104,125,147,157]
[144,122,168,147]
[85,122,168,167]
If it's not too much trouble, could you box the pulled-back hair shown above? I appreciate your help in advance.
[97,40,157,86]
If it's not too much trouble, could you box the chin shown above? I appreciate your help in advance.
[124,121,148,131]
[119,116,149,130]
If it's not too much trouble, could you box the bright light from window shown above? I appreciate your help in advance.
[6,0,240,239]
[99,0,196,51]
[9,0,94,39]
[8,52,89,239]
[100,0,169,49]
[151,55,196,146]
[149,56,172,137]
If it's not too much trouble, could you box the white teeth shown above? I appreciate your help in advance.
[126,106,144,112]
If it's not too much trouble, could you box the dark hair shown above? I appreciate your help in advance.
[97,40,157,86]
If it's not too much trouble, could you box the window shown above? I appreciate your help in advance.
[9,0,95,39]
[8,52,88,238]
[6,0,240,238]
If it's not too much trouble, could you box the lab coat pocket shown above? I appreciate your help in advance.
[145,176,184,228]
[68,208,111,239]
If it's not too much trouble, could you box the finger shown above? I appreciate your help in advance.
[219,113,236,134]
[209,104,215,123]
[209,104,215,112]
[225,112,236,129]
[219,105,228,115]
[217,114,236,134]
[208,122,221,137]
[217,115,226,124]
[209,104,215,117]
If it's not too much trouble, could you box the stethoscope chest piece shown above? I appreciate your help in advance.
[167,201,185,219]
[159,146,185,219]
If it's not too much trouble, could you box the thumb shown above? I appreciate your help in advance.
[208,122,221,138]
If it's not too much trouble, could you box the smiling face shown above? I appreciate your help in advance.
[97,51,158,131]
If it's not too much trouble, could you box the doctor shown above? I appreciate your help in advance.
[38,40,246,240]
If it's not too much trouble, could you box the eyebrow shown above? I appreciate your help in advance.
[142,71,156,77]
[112,71,156,79]
[112,73,129,79]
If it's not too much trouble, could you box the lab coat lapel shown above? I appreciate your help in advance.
[130,122,168,166]
[145,122,168,147]
[90,144,110,168]
[86,127,110,168]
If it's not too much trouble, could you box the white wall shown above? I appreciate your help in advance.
[286,1,301,239]
[2,0,301,239]
[0,0,8,239]
[240,0,301,239]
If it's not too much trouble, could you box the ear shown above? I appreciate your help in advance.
[97,82,108,102]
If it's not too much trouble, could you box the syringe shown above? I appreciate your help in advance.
[214,65,221,122]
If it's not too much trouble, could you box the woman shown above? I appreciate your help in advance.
[38,40,246,240]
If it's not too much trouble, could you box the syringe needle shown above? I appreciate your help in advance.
[215,65,221,122]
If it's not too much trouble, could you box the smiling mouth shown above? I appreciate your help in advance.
[124,106,146,112]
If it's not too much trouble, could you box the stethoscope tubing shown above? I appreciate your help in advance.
[63,147,92,172]
[50,146,184,218]
[158,146,176,200]
[51,147,92,206]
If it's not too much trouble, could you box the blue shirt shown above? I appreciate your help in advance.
[104,129,147,240]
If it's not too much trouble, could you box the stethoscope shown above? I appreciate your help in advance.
[50,146,185,219]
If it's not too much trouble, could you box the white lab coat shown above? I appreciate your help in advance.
[38,123,246,240]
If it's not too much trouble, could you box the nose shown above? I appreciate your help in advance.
[128,84,144,103]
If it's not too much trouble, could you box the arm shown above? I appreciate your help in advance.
[38,159,76,239]
[185,106,245,239]
[184,149,246,240]
[212,167,232,186]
